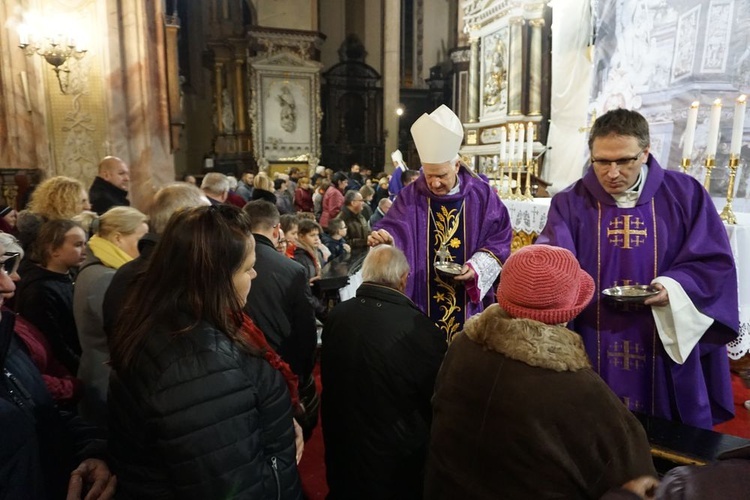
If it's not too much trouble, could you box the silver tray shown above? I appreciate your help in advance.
[435,262,463,277]
[602,285,659,304]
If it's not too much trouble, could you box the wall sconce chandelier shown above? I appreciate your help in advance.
[17,21,87,95]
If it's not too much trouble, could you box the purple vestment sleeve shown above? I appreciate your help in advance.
[388,164,406,198]
[375,166,512,320]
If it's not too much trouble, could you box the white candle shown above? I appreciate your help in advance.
[527,122,534,160]
[683,101,699,159]
[706,98,722,157]
[517,125,525,162]
[499,126,507,162]
[18,24,29,45]
[508,125,516,163]
[730,95,747,156]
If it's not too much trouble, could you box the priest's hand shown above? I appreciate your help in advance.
[453,264,476,283]
[618,475,659,499]
[368,229,394,246]
[644,283,669,307]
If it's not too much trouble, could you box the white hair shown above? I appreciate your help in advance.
[0,232,23,259]
[361,245,409,289]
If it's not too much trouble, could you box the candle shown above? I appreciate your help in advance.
[508,125,516,163]
[730,95,747,156]
[706,98,722,157]
[499,126,507,162]
[18,24,29,45]
[517,125,525,162]
[683,101,699,159]
[527,122,534,160]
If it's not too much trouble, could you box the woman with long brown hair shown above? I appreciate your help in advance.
[108,205,302,499]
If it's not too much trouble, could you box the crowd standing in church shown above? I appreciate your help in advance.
[1,101,747,499]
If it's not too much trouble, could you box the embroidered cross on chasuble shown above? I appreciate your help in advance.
[427,198,467,341]
[594,200,660,415]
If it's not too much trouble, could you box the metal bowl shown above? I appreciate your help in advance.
[602,285,660,304]
[434,261,464,277]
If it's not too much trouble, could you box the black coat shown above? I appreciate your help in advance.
[245,234,317,381]
[108,318,302,499]
[89,176,129,215]
[0,313,106,499]
[15,263,80,374]
[321,283,447,500]
[101,233,159,339]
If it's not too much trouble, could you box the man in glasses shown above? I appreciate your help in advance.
[538,108,738,430]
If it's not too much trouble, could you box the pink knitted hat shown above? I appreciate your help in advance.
[496,245,594,325]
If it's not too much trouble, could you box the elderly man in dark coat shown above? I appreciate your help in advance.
[321,244,447,500]
[425,245,656,500]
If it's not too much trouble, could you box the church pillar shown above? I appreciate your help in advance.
[214,61,225,135]
[233,55,246,133]
[383,0,400,171]
[508,17,525,116]
[468,37,480,123]
[528,18,544,116]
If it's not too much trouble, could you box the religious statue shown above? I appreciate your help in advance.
[278,85,296,133]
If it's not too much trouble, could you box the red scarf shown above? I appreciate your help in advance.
[239,313,300,409]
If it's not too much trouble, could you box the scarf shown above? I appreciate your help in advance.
[239,313,301,410]
[88,234,132,269]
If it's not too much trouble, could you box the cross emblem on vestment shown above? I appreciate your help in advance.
[607,215,647,249]
[607,340,646,371]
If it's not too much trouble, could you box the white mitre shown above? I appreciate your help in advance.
[410,105,464,164]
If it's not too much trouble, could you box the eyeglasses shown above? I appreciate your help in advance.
[1,252,20,275]
[591,150,644,169]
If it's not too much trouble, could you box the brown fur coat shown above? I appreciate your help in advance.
[425,304,655,500]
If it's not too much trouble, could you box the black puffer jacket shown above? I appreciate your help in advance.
[15,262,80,374]
[108,319,302,499]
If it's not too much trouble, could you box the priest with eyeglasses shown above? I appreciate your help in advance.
[538,107,739,430]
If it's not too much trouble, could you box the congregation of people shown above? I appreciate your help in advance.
[1,105,749,500]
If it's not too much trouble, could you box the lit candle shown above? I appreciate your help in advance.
[499,126,507,162]
[730,95,747,156]
[18,24,29,45]
[508,124,516,163]
[517,125,525,162]
[527,122,534,160]
[683,101,699,159]
[706,98,722,157]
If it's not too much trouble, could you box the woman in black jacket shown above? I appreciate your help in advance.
[108,205,302,499]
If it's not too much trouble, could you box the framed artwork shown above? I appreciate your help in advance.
[671,5,701,83]
[481,26,510,119]
[249,52,323,164]
[700,0,734,73]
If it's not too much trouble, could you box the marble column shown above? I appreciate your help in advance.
[215,62,225,134]
[468,37,480,123]
[528,18,544,116]
[383,0,400,172]
[508,17,525,116]
[234,56,246,133]
[107,0,174,210]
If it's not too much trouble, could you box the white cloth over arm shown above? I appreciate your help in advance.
[466,251,502,303]
[651,276,713,365]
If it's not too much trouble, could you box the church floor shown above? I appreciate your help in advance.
[713,372,750,439]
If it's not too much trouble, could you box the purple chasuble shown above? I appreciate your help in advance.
[538,155,738,429]
[375,166,512,338]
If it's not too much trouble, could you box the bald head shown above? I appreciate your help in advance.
[98,156,130,191]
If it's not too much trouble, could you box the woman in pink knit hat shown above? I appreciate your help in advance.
[424,244,655,500]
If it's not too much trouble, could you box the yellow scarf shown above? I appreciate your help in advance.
[88,234,133,269]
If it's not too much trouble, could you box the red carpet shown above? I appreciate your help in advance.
[713,372,750,438]
[298,364,328,499]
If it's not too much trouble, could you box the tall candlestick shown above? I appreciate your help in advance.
[499,126,507,162]
[683,101,699,158]
[730,95,746,156]
[508,124,516,163]
[517,125,525,162]
[706,98,722,157]
[527,122,534,160]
